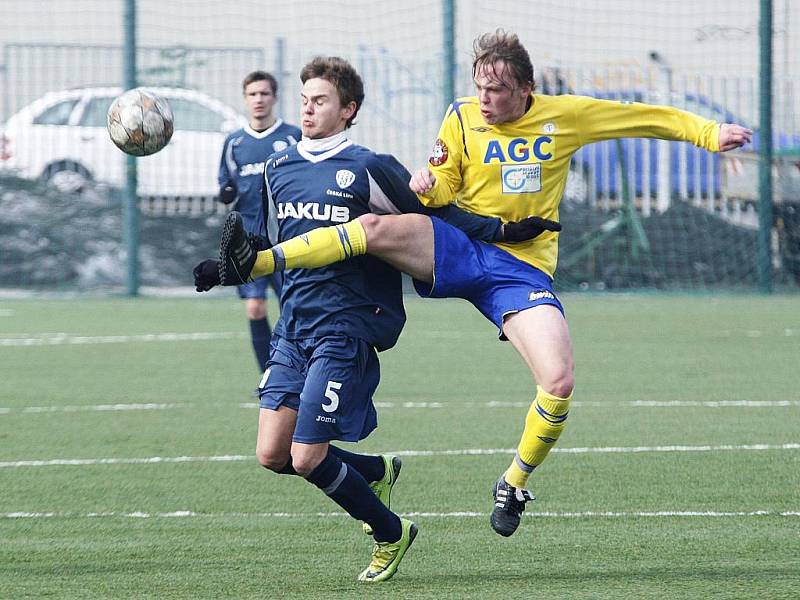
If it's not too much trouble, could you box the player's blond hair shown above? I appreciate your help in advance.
[472,29,535,91]
[300,56,365,129]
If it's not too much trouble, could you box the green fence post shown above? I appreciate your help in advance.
[123,0,139,296]
[275,37,286,121]
[758,0,773,293]
[442,0,455,111]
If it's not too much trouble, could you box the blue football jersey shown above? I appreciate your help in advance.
[262,134,503,351]
[218,120,300,234]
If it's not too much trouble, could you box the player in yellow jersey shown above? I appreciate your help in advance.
[209,31,752,537]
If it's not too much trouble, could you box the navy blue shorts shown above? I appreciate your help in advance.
[414,216,564,338]
[237,273,282,300]
[258,335,379,444]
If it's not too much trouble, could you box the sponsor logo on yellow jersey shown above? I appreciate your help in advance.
[483,136,554,163]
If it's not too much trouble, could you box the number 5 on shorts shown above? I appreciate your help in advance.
[322,381,342,413]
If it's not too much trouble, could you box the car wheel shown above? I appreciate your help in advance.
[564,165,590,204]
[42,161,93,194]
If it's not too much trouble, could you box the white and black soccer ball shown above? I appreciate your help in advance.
[107,88,174,156]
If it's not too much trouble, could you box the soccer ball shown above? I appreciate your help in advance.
[107,88,174,156]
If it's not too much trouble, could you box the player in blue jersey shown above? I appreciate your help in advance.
[216,71,300,373]
[193,56,557,582]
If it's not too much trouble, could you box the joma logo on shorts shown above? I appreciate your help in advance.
[316,415,337,424]
[529,290,555,302]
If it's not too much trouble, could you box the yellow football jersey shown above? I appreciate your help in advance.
[418,94,721,276]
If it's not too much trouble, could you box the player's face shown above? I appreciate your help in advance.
[473,60,531,125]
[300,78,356,139]
[244,80,276,123]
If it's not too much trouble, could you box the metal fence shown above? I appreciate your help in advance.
[0,0,798,291]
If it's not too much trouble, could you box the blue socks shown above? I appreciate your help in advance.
[276,446,385,482]
[306,450,401,542]
[328,445,385,483]
[249,318,272,371]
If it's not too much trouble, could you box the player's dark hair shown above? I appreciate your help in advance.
[242,70,278,96]
[472,29,535,92]
[300,56,364,129]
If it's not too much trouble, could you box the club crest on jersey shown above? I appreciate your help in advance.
[336,169,356,189]
[272,140,289,152]
[429,138,449,166]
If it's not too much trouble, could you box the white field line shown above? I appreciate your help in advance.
[11,403,188,414]
[2,443,798,469]
[3,399,798,415]
[2,327,796,343]
[0,332,246,346]
[379,400,800,409]
[2,510,799,520]
[626,400,800,407]
[248,400,800,410]
[415,329,800,338]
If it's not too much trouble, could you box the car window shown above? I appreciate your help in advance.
[79,97,115,127]
[168,98,225,133]
[32,99,79,125]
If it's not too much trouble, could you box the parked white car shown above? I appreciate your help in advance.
[0,87,246,197]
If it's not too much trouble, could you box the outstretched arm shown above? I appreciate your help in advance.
[574,96,753,153]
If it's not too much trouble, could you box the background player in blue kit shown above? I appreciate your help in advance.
[216,71,300,373]
[194,56,556,582]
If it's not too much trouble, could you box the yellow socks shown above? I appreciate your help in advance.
[251,219,368,278]
[252,247,276,277]
[504,385,571,489]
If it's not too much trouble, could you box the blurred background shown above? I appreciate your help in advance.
[1,0,798,293]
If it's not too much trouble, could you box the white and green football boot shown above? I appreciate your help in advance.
[358,517,418,583]
[363,455,402,535]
